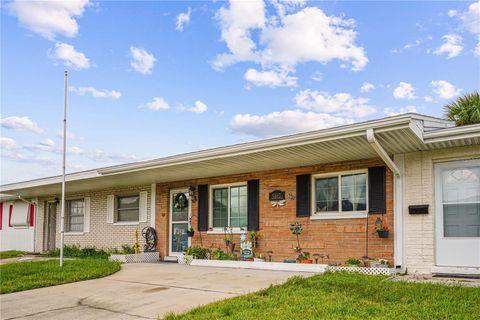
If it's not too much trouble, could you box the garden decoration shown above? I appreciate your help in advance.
[375,218,390,238]
[313,253,320,264]
[269,190,286,207]
[187,217,195,237]
[267,250,273,262]
[188,185,197,202]
[290,222,302,252]
[240,233,253,259]
[133,228,140,254]
[174,192,188,209]
[223,227,235,254]
[142,227,158,252]
[254,253,265,262]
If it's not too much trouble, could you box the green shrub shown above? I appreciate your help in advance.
[184,246,208,259]
[345,257,361,266]
[44,245,109,259]
[211,249,235,260]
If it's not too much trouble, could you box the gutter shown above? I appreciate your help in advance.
[366,129,401,177]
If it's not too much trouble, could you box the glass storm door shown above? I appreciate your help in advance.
[435,159,480,268]
[169,189,190,256]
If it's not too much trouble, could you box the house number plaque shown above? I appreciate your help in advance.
[269,190,286,207]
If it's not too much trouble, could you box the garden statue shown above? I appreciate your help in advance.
[290,222,302,252]
[240,233,253,259]
[134,228,140,254]
[142,227,158,252]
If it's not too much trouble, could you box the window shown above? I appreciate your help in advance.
[314,171,367,215]
[116,195,140,222]
[66,199,84,232]
[211,184,247,229]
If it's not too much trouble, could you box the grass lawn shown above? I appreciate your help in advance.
[0,259,121,294]
[0,250,25,260]
[164,272,480,320]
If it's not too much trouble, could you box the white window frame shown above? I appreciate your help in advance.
[65,198,85,234]
[115,194,140,224]
[208,182,247,234]
[311,169,368,220]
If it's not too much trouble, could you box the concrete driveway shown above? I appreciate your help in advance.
[1,263,310,320]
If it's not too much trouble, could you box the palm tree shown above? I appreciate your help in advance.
[444,92,480,126]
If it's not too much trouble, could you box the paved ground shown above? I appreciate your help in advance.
[1,263,310,320]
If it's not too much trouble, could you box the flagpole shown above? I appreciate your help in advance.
[60,70,68,268]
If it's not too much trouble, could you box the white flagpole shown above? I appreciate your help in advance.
[60,70,68,268]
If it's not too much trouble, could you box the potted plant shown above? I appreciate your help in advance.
[345,257,361,266]
[187,227,195,237]
[248,230,261,248]
[376,225,389,238]
[253,253,265,262]
[297,252,313,264]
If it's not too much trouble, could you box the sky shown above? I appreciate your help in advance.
[1,0,479,185]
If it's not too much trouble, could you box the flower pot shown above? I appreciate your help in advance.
[253,258,265,262]
[283,259,296,263]
[299,259,313,264]
[377,230,389,238]
[187,230,195,237]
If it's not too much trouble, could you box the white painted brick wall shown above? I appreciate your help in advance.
[36,185,152,252]
[403,145,480,274]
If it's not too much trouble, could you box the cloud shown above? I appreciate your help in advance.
[69,86,122,99]
[424,96,433,102]
[475,42,480,56]
[383,105,418,116]
[0,137,17,150]
[230,109,351,138]
[129,47,156,75]
[391,39,422,53]
[182,101,208,114]
[244,68,297,87]
[40,139,56,147]
[213,1,368,80]
[0,116,43,133]
[311,72,322,82]
[360,82,375,93]
[458,1,480,35]
[294,90,376,117]
[434,34,463,58]
[7,0,90,40]
[49,43,91,69]
[431,80,462,100]
[393,82,416,100]
[146,97,170,110]
[56,130,76,140]
[176,7,191,31]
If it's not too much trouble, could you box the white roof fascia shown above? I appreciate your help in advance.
[423,124,480,144]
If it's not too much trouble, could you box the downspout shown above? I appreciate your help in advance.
[366,129,404,271]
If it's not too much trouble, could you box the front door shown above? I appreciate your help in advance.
[169,189,191,257]
[435,159,480,269]
[44,201,57,251]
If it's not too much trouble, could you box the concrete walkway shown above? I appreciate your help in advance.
[0,263,311,320]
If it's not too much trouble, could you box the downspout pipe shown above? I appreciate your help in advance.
[366,129,400,177]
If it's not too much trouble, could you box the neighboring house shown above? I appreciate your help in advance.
[0,113,478,275]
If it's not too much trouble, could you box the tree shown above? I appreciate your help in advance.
[444,92,480,126]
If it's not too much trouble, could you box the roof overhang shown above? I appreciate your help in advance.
[1,114,478,199]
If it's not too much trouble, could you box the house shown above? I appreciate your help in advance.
[1,113,479,275]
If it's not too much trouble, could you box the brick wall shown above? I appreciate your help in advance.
[402,145,480,274]
[156,157,394,265]
[36,184,152,252]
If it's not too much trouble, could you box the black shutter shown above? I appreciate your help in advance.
[198,184,209,231]
[247,179,260,231]
[296,174,311,217]
[368,166,386,214]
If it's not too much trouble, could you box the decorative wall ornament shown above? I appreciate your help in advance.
[269,190,286,207]
[142,227,158,252]
[174,192,188,209]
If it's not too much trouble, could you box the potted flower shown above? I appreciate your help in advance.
[187,227,195,237]
[253,253,265,262]
[297,252,313,264]
[248,230,261,248]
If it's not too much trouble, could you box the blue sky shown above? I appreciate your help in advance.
[1,0,479,184]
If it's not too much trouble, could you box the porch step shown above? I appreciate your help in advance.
[163,256,179,262]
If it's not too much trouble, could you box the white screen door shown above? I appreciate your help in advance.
[169,189,191,257]
[435,159,480,268]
